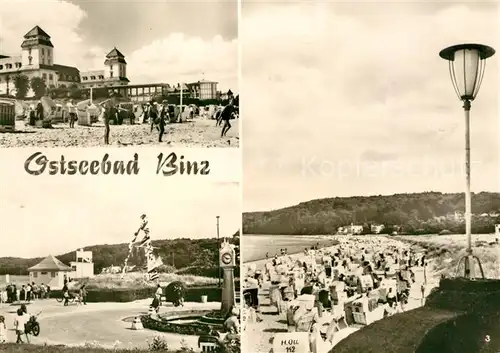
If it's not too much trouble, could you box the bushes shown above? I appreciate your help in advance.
[50,283,240,303]
[177,266,241,278]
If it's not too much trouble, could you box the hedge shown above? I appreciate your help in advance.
[49,282,240,303]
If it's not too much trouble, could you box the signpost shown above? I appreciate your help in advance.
[219,239,236,317]
[272,332,309,353]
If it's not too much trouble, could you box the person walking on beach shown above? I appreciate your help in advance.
[102,93,118,145]
[149,102,158,133]
[157,107,166,142]
[220,99,235,137]
[68,100,77,128]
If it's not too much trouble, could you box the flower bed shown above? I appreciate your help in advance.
[140,314,214,336]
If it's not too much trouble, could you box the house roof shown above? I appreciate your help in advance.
[52,64,80,82]
[24,26,51,39]
[28,255,73,272]
[106,47,125,58]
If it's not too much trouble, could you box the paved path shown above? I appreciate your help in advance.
[0,299,220,351]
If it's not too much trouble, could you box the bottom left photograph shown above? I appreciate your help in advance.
[0,176,240,352]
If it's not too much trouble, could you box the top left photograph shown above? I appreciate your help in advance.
[0,0,239,148]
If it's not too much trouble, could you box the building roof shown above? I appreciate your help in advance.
[52,64,79,75]
[24,26,51,39]
[106,47,125,58]
[22,26,53,48]
[28,255,73,272]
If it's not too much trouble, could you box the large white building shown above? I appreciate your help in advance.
[0,25,128,95]
[69,249,95,279]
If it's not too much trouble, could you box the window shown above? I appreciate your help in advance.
[6,64,12,69]
[91,76,96,80]
[33,272,38,278]
[0,65,3,70]
[110,72,113,78]
[51,272,56,278]
[41,272,47,275]
[82,77,87,81]
[42,48,45,55]
[42,73,47,79]
[29,57,32,65]
[99,75,104,79]
[28,48,32,55]
[49,74,53,80]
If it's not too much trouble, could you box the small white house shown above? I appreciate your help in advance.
[28,255,73,289]
[69,249,95,279]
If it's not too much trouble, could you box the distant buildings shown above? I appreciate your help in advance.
[0,25,127,95]
[370,224,385,234]
[69,249,95,279]
[337,224,363,235]
[0,25,225,102]
[28,255,72,289]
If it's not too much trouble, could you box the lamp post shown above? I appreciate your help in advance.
[216,216,221,286]
[439,43,495,279]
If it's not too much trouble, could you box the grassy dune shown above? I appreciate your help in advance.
[395,234,500,279]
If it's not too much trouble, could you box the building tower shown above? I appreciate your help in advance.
[104,47,129,86]
[21,26,54,69]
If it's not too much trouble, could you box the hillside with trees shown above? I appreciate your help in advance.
[0,233,240,276]
[243,192,500,235]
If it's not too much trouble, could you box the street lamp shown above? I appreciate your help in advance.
[216,216,221,287]
[439,43,495,279]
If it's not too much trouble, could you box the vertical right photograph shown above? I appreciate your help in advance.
[241,2,499,353]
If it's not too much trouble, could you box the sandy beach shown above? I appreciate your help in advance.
[0,119,239,148]
[242,236,441,353]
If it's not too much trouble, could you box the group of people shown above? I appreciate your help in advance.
[2,282,51,303]
[243,236,428,350]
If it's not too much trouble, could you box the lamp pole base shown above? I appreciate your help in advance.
[456,253,485,280]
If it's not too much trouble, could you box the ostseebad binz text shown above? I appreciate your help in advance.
[24,152,210,176]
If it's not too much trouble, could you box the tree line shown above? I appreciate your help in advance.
[242,192,500,235]
[0,234,240,276]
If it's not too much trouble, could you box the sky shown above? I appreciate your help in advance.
[0,0,237,91]
[242,1,500,212]
[0,177,240,258]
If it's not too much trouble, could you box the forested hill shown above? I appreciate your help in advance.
[243,192,500,235]
[0,234,240,276]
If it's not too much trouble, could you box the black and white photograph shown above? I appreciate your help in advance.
[0,163,241,352]
[0,0,238,147]
[242,2,499,353]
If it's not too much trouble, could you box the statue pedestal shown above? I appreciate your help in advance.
[220,266,236,317]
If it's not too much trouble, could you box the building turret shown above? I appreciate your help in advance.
[104,47,129,86]
[21,26,54,68]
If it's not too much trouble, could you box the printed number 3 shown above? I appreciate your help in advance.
[286,347,296,353]
[485,335,491,343]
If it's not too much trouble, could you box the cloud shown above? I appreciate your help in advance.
[0,0,237,90]
[242,2,499,211]
[127,34,237,91]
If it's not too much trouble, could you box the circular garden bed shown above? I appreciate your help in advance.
[140,309,224,335]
